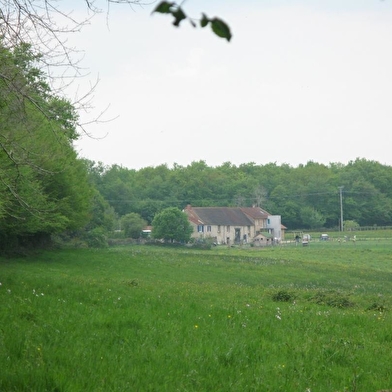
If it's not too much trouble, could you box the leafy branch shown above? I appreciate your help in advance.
[152,1,232,42]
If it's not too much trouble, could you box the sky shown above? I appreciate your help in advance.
[65,0,392,169]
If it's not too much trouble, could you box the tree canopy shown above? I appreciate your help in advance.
[0,42,93,249]
[152,207,193,243]
[121,213,147,238]
[89,159,392,231]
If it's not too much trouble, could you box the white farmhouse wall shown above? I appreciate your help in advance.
[266,215,282,240]
[191,224,256,245]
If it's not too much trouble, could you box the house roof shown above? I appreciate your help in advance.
[240,207,269,219]
[184,206,255,226]
[185,207,203,225]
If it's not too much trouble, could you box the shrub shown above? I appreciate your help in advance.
[83,228,108,248]
[309,290,354,308]
[271,290,295,302]
[366,302,387,312]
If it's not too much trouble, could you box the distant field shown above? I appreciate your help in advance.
[1,243,392,391]
[289,228,392,241]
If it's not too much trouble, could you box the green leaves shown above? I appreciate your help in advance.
[153,1,174,14]
[172,7,186,27]
[152,207,193,243]
[200,13,209,28]
[209,18,232,41]
[0,42,93,247]
[152,2,232,42]
[200,13,232,41]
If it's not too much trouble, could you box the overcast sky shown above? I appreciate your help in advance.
[68,0,392,169]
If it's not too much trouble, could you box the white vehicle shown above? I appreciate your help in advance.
[302,234,310,246]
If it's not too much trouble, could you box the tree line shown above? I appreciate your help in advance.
[0,42,95,251]
[87,158,392,231]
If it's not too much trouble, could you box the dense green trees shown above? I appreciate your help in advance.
[121,213,147,238]
[0,42,94,249]
[89,158,392,231]
[152,208,193,243]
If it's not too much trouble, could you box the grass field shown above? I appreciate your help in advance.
[1,239,392,391]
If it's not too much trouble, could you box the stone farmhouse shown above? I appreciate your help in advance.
[184,205,284,246]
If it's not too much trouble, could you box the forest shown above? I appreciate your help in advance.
[2,39,392,251]
[89,158,392,229]
[88,158,392,231]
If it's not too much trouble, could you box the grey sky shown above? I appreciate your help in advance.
[70,1,392,169]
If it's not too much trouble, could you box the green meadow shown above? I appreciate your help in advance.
[1,239,392,391]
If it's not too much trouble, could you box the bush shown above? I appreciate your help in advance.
[83,228,108,248]
[309,290,354,308]
[366,302,387,312]
[271,290,295,302]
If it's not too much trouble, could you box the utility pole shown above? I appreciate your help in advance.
[338,186,344,232]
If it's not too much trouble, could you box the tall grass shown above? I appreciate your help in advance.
[1,242,392,391]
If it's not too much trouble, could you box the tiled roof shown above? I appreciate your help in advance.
[188,207,254,226]
[185,208,203,225]
[240,207,269,219]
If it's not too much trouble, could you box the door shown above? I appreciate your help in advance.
[235,228,241,244]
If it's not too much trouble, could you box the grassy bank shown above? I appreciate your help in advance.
[1,243,392,391]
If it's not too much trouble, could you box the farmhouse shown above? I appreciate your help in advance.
[184,205,283,246]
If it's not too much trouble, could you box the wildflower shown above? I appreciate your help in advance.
[7,289,11,294]
[194,325,199,329]
[118,297,121,300]
[228,315,231,318]
[275,315,281,320]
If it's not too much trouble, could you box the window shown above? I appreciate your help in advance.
[207,226,212,232]
[218,225,221,233]
[197,225,204,233]
[226,225,230,232]
[267,218,270,224]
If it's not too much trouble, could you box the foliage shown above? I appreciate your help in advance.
[152,207,193,242]
[300,206,326,229]
[90,190,117,232]
[344,219,360,231]
[153,2,232,41]
[271,290,295,303]
[90,158,392,231]
[308,290,355,308]
[82,227,108,248]
[0,42,93,250]
[121,212,147,238]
